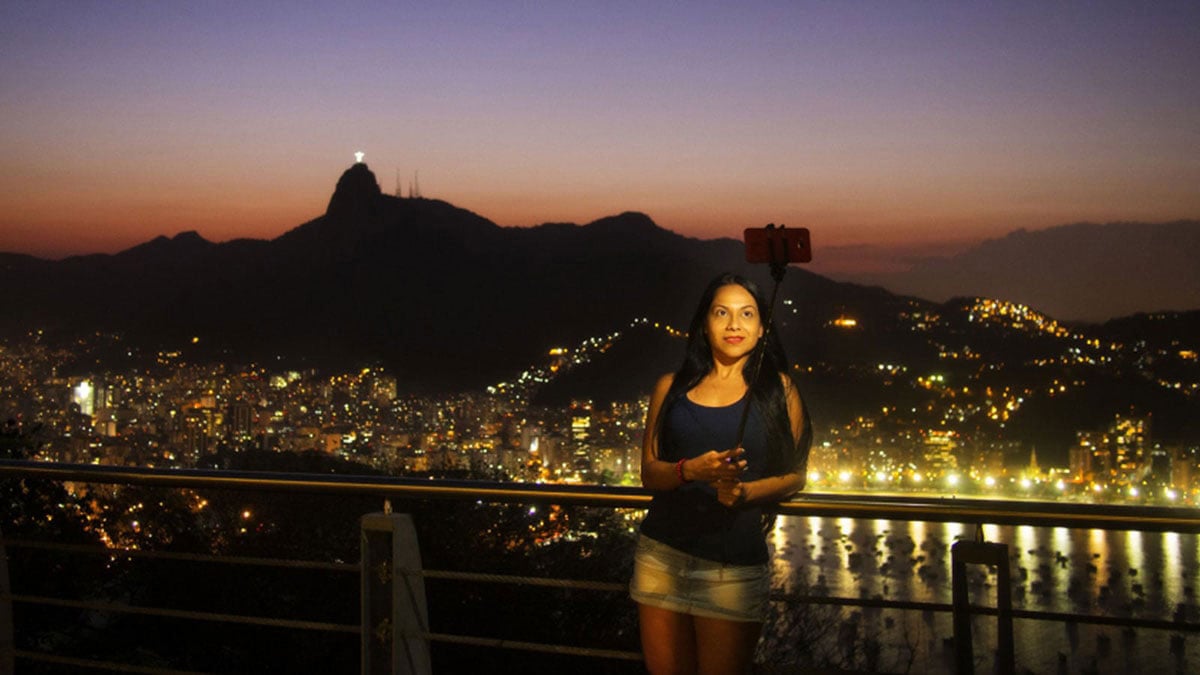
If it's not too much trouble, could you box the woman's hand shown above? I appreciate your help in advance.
[681,448,746,483]
[713,478,748,508]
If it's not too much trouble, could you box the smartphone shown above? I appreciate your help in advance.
[744,225,811,264]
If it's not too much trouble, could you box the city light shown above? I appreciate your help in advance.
[1,306,1195,524]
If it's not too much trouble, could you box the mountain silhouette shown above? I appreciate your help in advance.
[866,221,1200,322]
[0,163,918,391]
[3,164,1199,453]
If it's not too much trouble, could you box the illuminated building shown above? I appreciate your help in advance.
[370,374,397,403]
[922,430,957,475]
[1111,415,1149,479]
[1070,432,1098,482]
[1167,445,1199,493]
[1073,416,1151,485]
[227,401,254,440]
[571,415,590,440]
[72,379,95,417]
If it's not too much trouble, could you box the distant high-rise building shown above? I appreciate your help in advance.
[1070,432,1098,481]
[922,429,957,476]
[1111,415,1149,479]
[1147,445,1172,486]
[227,401,253,439]
[571,414,590,441]
[182,408,215,461]
[1171,446,1198,491]
[1075,415,1152,484]
[72,380,95,417]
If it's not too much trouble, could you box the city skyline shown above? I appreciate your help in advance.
[4,290,1197,491]
[3,2,1198,279]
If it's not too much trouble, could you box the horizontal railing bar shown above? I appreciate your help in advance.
[0,459,651,508]
[329,567,1200,632]
[776,594,952,613]
[12,586,635,665]
[6,460,1200,667]
[6,593,360,634]
[3,459,1198,532]
[416,630,643,661]
[12,649,211,675]
[779,594,1200,632]
[1,537,358,572]
[403,570,1200,635]
[17,580,1190,637]
[973,604,1200,632]
[402,568,627,592]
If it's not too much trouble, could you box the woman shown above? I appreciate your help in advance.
[631,273,811,675]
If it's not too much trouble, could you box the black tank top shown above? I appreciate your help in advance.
[639,393,771,565]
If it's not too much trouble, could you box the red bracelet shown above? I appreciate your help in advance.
[675,458,689,483]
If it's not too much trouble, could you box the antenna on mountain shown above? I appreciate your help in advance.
[413,170,421,198]
[395,168,402,198]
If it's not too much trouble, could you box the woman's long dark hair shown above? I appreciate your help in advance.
[654,273,812,479]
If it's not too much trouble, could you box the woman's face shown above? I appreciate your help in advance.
[705,283,764,364]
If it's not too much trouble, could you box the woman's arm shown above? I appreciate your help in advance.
[722,471,804,505]
[714,374,807,506]
[641,374,747,491]
[640,374,680,491]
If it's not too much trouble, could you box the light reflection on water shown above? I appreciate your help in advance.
[768,516,1200,673]
[773,517,1200,616]
[1165,531,1182,609]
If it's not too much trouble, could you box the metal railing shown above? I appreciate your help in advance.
[7,459,1200,530]
[4,458,1200,674]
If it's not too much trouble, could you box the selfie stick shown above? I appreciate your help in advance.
[733,224,793,449]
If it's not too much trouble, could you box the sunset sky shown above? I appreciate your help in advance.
[2,2,1197,278]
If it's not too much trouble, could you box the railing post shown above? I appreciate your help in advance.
[1,525,13,675]
[361,513,431,675]
[951,534,1014,675]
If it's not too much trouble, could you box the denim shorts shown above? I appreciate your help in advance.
[629,535,769,623]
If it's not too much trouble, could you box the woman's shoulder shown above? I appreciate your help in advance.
[652,372,675,398]
[777,370,801,389]
[776,371,803,403]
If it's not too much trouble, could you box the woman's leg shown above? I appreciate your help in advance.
[692,616,762,675]
[638,602,698,675]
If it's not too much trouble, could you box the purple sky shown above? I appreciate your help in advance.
[2,1,1197,278]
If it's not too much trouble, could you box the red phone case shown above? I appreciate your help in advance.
[744,226,811,264]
